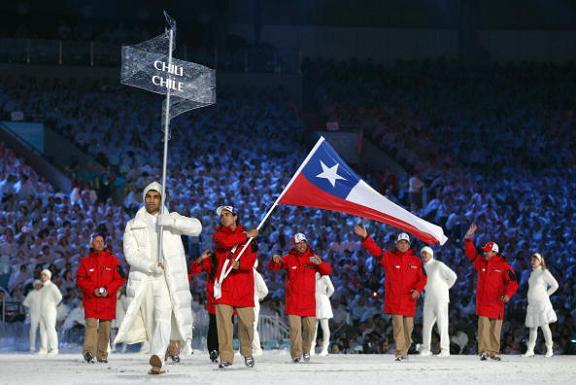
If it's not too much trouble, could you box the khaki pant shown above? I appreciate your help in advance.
[478,316,503,355]
[392,315,414,357]
[216,304,254,363]
[288,315,316,359]
[84,318,111,360]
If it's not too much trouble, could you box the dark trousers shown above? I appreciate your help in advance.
[208,313,218,353]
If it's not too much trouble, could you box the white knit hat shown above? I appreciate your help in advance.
[41,269,52,280]
[532,252,543,262]
[421,246,434,258]
[142,181,163,201]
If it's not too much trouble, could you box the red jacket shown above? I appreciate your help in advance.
[213,225,256,308]
[76,250,125,320]
[362,236,427,317]
[268,247,332,317]
[189,257,216,314]
[464,239,519,319]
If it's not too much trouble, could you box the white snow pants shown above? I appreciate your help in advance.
[310,318,330,354]
[140,277,172,358]
[252,302,262,354]
[29,316,40,351]
[39,309,58,352]
[422,300,449,353]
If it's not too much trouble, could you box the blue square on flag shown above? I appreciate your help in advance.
[301,141,361,199]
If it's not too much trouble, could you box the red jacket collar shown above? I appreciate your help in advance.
[216,224,245,234]
[288,247,313,258]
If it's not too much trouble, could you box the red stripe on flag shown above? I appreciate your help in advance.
[279,174,441,245]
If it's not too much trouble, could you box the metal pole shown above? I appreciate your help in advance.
[157,27,174,264]
[59,40,62,65]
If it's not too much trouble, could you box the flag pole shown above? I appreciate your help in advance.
[157,26,174,264]
[214,136,326,296]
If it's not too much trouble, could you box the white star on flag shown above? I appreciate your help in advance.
[316,161,346,187]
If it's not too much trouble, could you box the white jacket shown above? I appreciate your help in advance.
[114,206,202,345]
[525,267,558,327]
[39,280,63,318]
[254,270,269,304]
[315,273,335,319]
[22,289,43,322]
[423,258,457,304]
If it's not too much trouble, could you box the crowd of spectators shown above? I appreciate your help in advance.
[0,59,574,355]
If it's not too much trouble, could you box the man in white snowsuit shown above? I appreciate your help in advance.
[38,269,63,354]
[22,279,44,352]
[419,246,457,357]
[114,181,202,374]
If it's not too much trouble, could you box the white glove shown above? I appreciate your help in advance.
[150,263,164,275]
[157,214,174,228]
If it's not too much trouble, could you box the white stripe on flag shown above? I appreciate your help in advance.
[346,180,448,245]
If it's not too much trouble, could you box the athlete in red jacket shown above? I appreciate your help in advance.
[269,232,332,362]
[212,205,259,368]
[464,223,519,361]
[355,225,427,361]
[76,234,125,363]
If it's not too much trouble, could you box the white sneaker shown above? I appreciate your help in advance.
[436,351,450,357]
[318,349,329,357]
[48,349,59,355]
[545,349,553,358]
[419,350,432,357]
[522,351,535,358]
[309,349,316,356]
[37,349,47,355]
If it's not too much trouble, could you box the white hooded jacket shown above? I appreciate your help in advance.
[114,182,202,345]
[423,258,457,304]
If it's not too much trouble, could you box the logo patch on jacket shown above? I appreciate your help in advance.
[89,268,95,272]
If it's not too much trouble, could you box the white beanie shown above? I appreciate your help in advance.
[142,181,163,201]
[41,269,52,280]
[421,246,434,258]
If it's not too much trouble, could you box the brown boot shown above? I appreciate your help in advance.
[148,355,165,375]
[165,340,181,363]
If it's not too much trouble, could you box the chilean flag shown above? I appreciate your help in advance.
[276,137,448,245]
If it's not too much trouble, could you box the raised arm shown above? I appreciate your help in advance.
[158,212,202,236]
[464,224,481,270]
